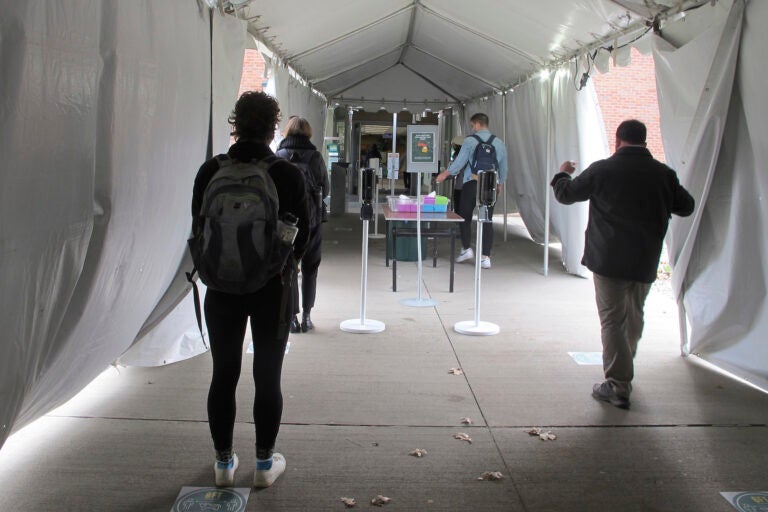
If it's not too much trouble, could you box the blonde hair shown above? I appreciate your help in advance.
[284,116,312,138]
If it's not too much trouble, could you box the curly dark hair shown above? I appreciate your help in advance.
[228,91,281,141]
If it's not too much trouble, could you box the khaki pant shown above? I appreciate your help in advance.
[593,274,652,395]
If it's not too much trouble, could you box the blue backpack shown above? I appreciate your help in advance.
[469,134,499,174]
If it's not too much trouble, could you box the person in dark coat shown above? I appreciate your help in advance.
[365,143,382,166]
[551,119,694,409]
[276,117,329,333]
[450,135,465,212]
[192,91,310,488]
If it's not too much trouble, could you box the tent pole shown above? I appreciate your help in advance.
[502,92,508,242]
[678,298,690,357]
[392,112,398,195]
[346,107,354,163]
[543,76,552,277]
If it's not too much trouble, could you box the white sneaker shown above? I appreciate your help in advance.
[253,453,286,488]
[481,257,491,269]
[214,453,239,487]
[456,247,474,263]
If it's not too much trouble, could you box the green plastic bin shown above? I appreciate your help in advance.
[387,221,427,261]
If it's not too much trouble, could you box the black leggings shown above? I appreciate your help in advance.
[292,224,322,313]
[204,276,291,456]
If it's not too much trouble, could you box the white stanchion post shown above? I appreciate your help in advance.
[454,206,499,336]
[401,170,437,308]
[455,169,499,336]
[369,175,385,239]
[474,215,483,325]
[340,219,385,333]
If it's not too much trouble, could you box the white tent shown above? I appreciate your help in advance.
[1,0,764,450]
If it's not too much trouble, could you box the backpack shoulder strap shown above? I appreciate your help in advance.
[471,134,483,144]
[253,155,281,209]
[486,134,496,145]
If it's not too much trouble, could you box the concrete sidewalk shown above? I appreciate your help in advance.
[1,213,767,511]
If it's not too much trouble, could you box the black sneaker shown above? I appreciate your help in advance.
[592,381,630,409]
[289,316,301,333]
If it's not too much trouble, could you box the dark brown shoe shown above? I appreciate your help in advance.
[592,381,630,409]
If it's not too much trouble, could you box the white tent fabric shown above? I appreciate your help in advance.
[548,68,606,277]
[497,67,605,277]
[244,0,662,103]
[4,0,767,452]
[336,65,454,112]
[0,1,213,445]
[118,12,247,367]
[657,0,768,388]
[272,64,328,149]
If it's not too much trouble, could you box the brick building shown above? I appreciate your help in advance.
[592,48,665,162]
[238,48,267,95]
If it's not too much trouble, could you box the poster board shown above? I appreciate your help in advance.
[406,124,439,173]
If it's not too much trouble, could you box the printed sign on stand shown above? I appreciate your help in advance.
[387,153,399,180]
[406,125,439,174]
[171,487,250,512]
[411,132,434,162]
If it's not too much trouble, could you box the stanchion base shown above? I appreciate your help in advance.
[454,320,500,336]
[340,319,386,334]
[368,233,386,239]
[400,298,438,307]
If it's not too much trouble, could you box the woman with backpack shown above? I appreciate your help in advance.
[191,92,310,488]
[276,117,329,333]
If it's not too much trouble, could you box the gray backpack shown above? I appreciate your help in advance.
[188,155,292,295]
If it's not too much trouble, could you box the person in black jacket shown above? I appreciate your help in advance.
[551,119,694,409]
[276,117,329,333]
[192,92,309,488]
[365,143,382,167]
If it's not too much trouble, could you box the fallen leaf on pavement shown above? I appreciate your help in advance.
[371,495,391,506]
[526,428,557,441]
[460,417,473,425]
[448,367,464,375]
[477,471,504,481]
[409,448,428,457]
[454,432,473,443]
[340,497,356,508]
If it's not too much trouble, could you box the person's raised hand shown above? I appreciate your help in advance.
[560,161,576,174]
